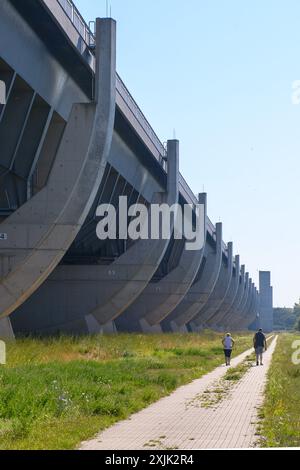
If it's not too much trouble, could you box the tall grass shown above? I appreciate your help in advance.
[259,333,300,447]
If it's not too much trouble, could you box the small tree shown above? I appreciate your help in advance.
[294,300,300,331]
[294,300,300,315]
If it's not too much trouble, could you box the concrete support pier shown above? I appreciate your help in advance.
[258,271,273,332]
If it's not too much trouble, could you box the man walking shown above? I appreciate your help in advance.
[253,328,267,366]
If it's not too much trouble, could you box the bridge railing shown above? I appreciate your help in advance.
[57,0,95,47]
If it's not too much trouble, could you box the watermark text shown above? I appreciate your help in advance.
[96,197,205,251]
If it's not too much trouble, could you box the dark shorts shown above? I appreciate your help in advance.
[224,349,232,358]
[255,346,264,355]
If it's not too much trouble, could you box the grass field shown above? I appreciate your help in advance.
[259,333,300,447]
[0,331,253,450]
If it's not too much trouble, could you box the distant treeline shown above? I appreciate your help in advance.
[274,301,300,331]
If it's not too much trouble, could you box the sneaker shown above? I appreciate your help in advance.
[256,362,259,366]
[260,363,263,366]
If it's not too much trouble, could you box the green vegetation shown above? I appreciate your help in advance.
[259,333,300,447]
[294,302,300,331]
[224,357,253,382]
[274,301,300,331]
[196,353,255,409]
[0,331,253,450]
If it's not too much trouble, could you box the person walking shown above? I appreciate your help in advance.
[222,333,235,366]
[253,328,267,366]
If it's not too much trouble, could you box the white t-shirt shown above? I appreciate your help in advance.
[224,336,233,350]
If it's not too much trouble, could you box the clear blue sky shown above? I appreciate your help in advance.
[75,0,300,308]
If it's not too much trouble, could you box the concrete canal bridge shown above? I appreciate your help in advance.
[0,0,273,338]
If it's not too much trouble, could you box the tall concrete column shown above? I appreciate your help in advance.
[258,271,273,332]
[0,18,116,322]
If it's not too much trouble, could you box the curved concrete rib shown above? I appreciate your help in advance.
[240,278,253,321]
[240,283,257,330]
[162,221,222,332]
[235,282,254,330]
[231,275,251,330]
[115,196,206,333]
[192,233,233,329]
[246,285,257,328]
[194,241,233,327]
[85,140,179,330]
[0,18,116,319]
[237,280,253,327]
[225,271,249,329]
[210,255,240,329]
[220,264,245,328]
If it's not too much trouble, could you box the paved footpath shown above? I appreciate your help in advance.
[80,336,278,450]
